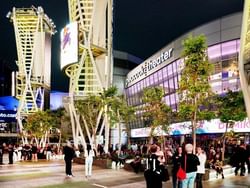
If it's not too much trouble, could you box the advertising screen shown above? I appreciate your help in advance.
[60,22,78,70]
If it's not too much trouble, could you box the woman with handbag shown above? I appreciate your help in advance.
[178,144,200,188]
[171,146,183,188]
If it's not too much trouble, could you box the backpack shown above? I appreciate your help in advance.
[144,154,169,182]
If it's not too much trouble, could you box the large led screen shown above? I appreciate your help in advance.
[60,22,78,70]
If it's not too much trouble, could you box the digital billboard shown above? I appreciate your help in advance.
[60,22,78,70]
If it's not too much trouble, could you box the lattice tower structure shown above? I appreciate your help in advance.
[64,0,113,147]
[65,0,113,97]
[239,0,250,119]
[8,6,56,131]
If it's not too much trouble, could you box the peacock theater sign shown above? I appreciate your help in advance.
[125,48,174,87]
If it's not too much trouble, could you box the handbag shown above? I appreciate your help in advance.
[177,154,186,180]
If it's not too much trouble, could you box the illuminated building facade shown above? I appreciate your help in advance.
[125,12,250,141]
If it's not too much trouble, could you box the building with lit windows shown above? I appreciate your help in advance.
[125,12,250,143]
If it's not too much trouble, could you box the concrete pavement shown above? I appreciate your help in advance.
[0,154,250,188]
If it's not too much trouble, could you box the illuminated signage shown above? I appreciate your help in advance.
[131,118,250,137]
[60,22,78,70]
[0,110,17,123]
[126,48,173,86]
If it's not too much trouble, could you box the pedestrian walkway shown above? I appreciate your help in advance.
[0,154,250,188]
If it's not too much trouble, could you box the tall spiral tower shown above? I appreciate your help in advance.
[8,6,56,134]
[62,0,113,147]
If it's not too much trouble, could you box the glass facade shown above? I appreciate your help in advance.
[125,39,241,129]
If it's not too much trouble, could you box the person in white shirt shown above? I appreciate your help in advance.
[85,144,95,178]
[196,146,207,188]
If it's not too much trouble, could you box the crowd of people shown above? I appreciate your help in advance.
[1,140,249,188]
[0,142,61,164]
[137,142,249,188]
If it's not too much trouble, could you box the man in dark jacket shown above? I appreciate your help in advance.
[144,144,164,188]
[63,142,75,177]
[179,144,200,188]
[234,143,248,176]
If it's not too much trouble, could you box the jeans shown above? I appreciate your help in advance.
[182,171,197,188]
[172,173,182,188]
[85,157,93,176]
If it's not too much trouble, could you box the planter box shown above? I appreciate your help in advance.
[73,157,112,169]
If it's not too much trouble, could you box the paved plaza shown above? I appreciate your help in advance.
[0,154,250,188]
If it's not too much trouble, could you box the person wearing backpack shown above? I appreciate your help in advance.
[144,144,165,188]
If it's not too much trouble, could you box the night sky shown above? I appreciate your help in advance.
[0,0,244,92]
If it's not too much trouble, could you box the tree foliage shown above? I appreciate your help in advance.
[178,35,214,151]
[74,86,119,151]
[24,110,54,139]
[142,86,172,140]
[216,90,247,123]
[215,90,247,161]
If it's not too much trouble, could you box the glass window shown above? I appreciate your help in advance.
[222,40,236,55]
[236,39,240,53]
[208,44,221,60]
[145,77,150,87]
[158,69,163,82]
[153,72,159,84]
[222,80,229,92]
[172,61,177,75]
[163,80,169,94]
[168,64,173,77]
[164,95,170,106]
[169,78,174,93]
[170,93,176,106]
[173,76,178,90]
[149,74,154,85]
[162,66,168,79]
[211,81,222,94]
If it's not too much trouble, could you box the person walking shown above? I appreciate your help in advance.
[85,144,95,178]
[196,146,207,188]
[234,143,248,176]
[63,142,75,177]
[46,144,52,160]
[31,143,38,162]
[144,144,164,188]
[170,146,183,188]
[179,143,200,188]
[8,144,14,164]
